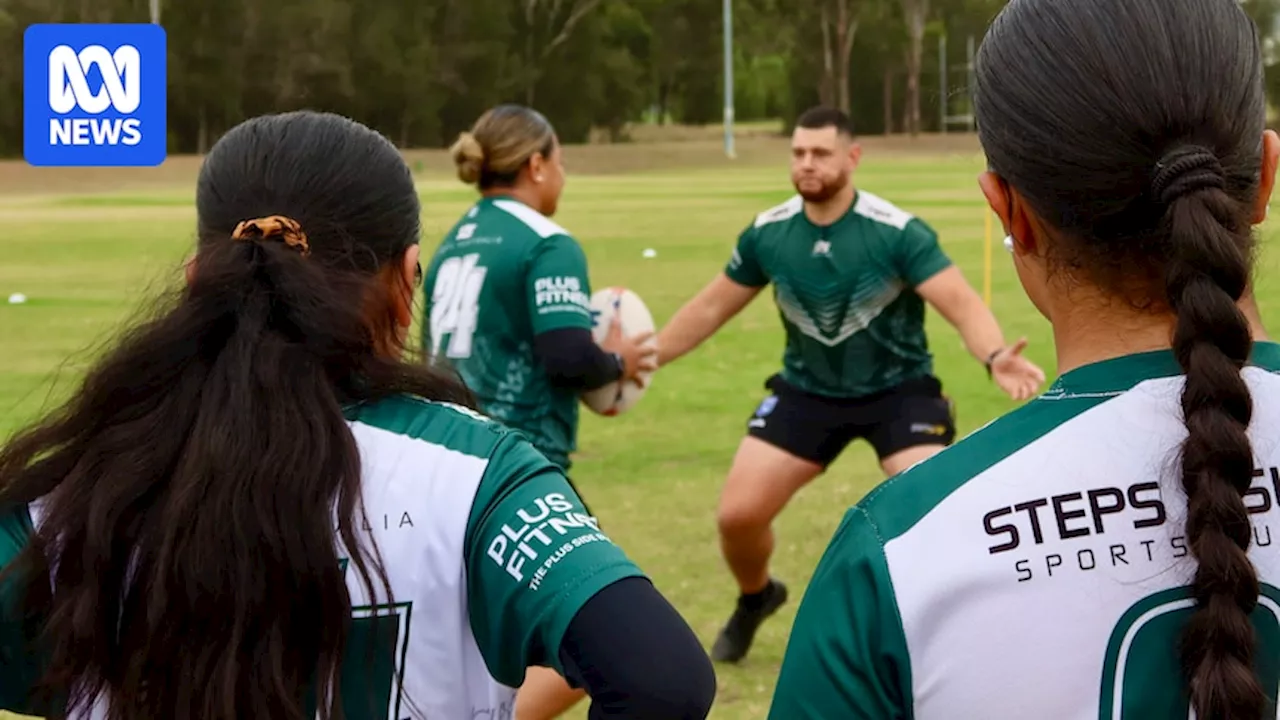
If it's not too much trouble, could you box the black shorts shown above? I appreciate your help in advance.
[745,374,956,467]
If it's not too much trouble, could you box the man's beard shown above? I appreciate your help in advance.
[793,173,848,203]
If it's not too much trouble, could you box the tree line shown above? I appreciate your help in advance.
[2,0,1279,157]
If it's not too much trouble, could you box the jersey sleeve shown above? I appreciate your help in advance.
[0,507,42,715]
[897,217,952,287]
[767,506,912,720]
[527,234,595,335]
[464,434,647,687]
[724,223,769,287]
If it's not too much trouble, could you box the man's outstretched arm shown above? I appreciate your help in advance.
[655,273,762,367]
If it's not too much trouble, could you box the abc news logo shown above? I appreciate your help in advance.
[24,24,167,167]
[48,44,143,147]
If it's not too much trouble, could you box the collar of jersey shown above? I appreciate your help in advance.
[802,191,859,231]
[1043,340,1280,398]
[478,194,522,209]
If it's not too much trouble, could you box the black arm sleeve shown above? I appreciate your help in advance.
[534,327,623,391]
[558,576,717,719]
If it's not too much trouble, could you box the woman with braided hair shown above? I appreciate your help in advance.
[769,0,1280,718]
[0,110,714,719]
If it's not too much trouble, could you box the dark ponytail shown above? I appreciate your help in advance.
[0,111,472,719]
[974,0,1271,716]
[1159,147,1265,718]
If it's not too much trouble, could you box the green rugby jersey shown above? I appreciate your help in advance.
[726,191,952,398]
[769,342,1280,720]
[0,396,645,719]
[423,196,594,470]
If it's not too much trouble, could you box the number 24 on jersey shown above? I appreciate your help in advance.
[430,253,488,359]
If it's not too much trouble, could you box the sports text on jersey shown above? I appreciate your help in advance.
[485,491,606,588]
[983,466,1280,582]
[533,276,590,317]
[23,24,167,167]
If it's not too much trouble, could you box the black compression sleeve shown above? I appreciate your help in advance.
[558,577,716,719]
[534,327,623,391]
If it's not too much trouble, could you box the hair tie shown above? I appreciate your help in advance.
[231,215,310,257]
[1151,146,1225,205]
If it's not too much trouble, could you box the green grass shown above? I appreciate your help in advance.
[3,140,1280,719]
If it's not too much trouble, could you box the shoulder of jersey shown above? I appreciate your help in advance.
[752,195,805,229]
[346,394,514,461]
[489,198,573,240]
[851,190,916,231]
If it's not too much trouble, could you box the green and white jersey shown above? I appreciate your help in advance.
[726,191,952,398]
[424,196,595,470]
[0,395,645,719]
[769,344,1280,720]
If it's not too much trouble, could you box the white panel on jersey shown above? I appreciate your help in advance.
[28,409,519,720]
[774,279,904,347]
[852,190,914,230]
[492,198,571,239]
[344,419,517,720]
[753,195,804,228]
[882,367,1280,719]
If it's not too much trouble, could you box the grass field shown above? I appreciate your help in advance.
[2,131,1279,719]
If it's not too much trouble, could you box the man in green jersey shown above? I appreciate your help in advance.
[656,106,1046,663]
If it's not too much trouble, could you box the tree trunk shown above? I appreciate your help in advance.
[523,0,600,107]
[901,0,928,136]
[883,66,894,134]
[902,56,913,136]
[834,0,859,115]
[525,26,537,105]
[198,109,209,155]
[819,1,836,108]
[905,54,919,135]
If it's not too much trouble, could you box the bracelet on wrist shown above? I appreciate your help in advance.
[984,347,1004,378]
[611,352,626,380]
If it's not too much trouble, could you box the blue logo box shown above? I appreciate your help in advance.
[24,23,167,167]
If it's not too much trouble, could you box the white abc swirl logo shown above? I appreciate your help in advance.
[47,44,141,114]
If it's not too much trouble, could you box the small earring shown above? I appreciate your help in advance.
[535,175,545,183]
[1003,235,1015,253]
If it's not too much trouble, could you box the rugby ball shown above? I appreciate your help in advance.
[581,287,657,416]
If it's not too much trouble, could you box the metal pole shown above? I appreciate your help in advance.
[723,0,736,159]
[939,33,947,134]
[150,0,160,24]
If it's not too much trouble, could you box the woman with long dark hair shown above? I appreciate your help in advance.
[769,0,1280,717]
[0,110,714,720]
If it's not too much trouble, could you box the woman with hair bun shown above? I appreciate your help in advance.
[423,105,669,719]
[427,105,655,477]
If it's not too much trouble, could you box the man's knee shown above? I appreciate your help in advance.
[880,443,947,477]
[716,493,776,540]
